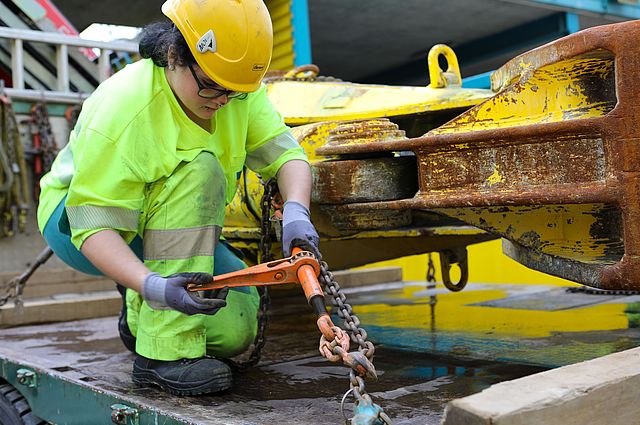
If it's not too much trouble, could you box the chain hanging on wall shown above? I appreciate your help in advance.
[0,91,29,238]
[26,101,58,201]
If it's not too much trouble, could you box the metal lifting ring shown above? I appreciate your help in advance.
[427,44,462,88]
[340,388,356,422]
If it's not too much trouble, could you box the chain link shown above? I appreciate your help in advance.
[320,262,375,359]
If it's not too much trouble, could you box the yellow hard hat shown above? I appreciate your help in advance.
[162,0,273,92]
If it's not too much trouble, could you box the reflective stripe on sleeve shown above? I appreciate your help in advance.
[245,131,300,170]
[66,205,139,231]
[143,225,221,261]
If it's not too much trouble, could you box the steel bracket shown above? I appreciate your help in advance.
[110,404,139,425]
[15,368,38,388]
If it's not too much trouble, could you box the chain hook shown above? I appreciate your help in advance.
[346,392,388,425]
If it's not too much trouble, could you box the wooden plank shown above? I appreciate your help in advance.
[0,267,107,285]
[19,279,115,298]
[0,268,114,298]
[442,347,640,425]
[331,266,402,288]
[0,291,121,327]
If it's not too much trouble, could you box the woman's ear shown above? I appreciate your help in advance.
[167,45,177,70]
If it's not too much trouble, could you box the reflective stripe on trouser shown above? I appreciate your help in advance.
[128,152,259,361]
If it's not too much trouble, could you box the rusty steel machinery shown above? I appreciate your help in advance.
[223,21,640,291]
[313,21,640,291]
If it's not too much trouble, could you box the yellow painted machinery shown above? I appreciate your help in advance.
[224,20,640,291]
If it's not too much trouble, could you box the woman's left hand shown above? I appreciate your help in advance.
[281,201,320,258]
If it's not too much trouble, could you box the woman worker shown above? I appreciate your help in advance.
[36,0,320,396]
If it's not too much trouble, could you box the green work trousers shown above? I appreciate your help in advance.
[126,152,259,361]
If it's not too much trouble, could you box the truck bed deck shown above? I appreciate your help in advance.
[4,280,639,424]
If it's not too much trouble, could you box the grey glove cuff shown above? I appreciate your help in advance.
[142,272,167,306]
[283,201,310,226]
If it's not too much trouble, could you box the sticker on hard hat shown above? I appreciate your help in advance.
[252,64,266,71]
[196,30,217,54]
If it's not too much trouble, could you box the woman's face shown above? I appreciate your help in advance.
[166,63,231,122]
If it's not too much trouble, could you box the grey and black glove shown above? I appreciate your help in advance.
[281,201,320,257]
[142,272,228,316]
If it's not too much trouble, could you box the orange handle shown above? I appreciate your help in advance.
[187,249,320,292]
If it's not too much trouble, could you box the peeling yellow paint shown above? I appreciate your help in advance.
[486,165,504,186]
[432,51,616,135]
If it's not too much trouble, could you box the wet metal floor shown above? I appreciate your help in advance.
[1,281,639,424]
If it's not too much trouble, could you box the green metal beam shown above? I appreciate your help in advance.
[1,356,187,425]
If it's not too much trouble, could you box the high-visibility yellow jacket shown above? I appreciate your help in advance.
[37,58,307,249]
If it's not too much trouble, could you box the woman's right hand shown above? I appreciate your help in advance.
[142,272,228,315]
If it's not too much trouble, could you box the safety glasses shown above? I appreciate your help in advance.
[187,64,247,100]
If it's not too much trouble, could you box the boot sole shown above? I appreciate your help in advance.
[132,367,232,396]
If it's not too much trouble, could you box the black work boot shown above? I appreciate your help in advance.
[116,284,136,353]
[132,355,232,396]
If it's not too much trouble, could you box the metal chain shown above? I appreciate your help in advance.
[320,262,375,357]
[29,102,58,200]
[259,179,280,263]
[32,102,58,172]
[320,258,391,424]
[227,179,278,371]
[1,95,29,237]
[426,253,436,289]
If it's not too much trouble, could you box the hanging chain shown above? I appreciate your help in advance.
[227,178,279,371]
[28,102,58,200]
[426,253,436,289]
[259,178,280,263]
[32,102,58,176]
[0,95,29,238]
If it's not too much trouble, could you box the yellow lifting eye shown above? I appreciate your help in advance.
[427,44,462,89]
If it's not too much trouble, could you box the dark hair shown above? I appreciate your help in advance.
[139,21,195,67]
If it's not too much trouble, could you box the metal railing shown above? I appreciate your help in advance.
[0,27,139,104]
